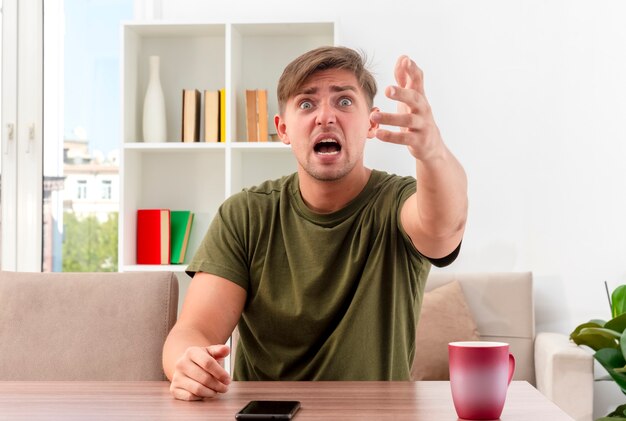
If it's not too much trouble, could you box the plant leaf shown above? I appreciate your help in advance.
[571,321,606,343]
[572,333,619,351]
[603,403,626,419]
[613,286,626,318]
[619,329,626,367]
[571,322,620,351]
[595,348,626,394]
[580,327,621,340]
[572,321,605,336]
[607,314,626,334]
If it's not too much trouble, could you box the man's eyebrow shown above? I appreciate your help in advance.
[297,86,318,96]
[330,85,358,93]
[295,85,358,96]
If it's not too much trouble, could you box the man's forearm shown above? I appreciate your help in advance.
[414,144,468,244]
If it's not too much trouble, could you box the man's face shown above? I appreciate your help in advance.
[275,68,378,182]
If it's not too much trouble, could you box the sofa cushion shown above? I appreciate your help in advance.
[411,280,480,380]
[425,272,535,383]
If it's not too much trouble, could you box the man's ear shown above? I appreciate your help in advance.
[368,107,380,138]
[274,114,290,145]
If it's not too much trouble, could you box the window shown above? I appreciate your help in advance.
[42,0,133,272]
[76,180,87,200]
[0,1,4,261]
[2,0,134,272]
[101,180,112,200]
[1,0,41,271]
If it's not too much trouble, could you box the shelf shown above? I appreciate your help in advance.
[231,22,334,37]
[120,20,334,273]
[123,264,188,272]
[123,142,227,150]
[123,23,226,143]
[230,142,289,149]
[122,22,225,38]
[123,141,289,150]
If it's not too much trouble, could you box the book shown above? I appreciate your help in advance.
[181,89,201,142]
[245,90,259,142]
[136,209,170,265]
[184,211,212,264]
[245,89,269,142]
[204,90,220,142]
[169,210,194,264]
[257,89,269,142]
[219,88,226,142]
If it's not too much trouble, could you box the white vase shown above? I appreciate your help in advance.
[142,55,167,142]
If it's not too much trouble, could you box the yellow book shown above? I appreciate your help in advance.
[219,88,226,142]
[257,89,269,142]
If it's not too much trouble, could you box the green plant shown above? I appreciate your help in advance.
[62,211,118,272]
[571,285,626,420]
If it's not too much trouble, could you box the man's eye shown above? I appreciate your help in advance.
[339,98,353,107]
[299,101,313,110]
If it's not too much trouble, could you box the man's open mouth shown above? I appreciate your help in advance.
[314,138,342,155]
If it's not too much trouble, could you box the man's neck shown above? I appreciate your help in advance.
[298,167,372,214]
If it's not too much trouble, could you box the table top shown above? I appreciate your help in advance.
[0,380,572,420]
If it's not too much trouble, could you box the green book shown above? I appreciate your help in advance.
[170,211,194,264]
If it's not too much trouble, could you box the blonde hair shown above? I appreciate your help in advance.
[277,46,377,114]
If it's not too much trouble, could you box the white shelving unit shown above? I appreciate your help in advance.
[119,21,335,282]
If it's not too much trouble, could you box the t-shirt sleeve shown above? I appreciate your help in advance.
[395,176,422,259]
[185,192,250,290]
[422,241,462,268]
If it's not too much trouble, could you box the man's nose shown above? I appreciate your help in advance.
[315,102,336,126]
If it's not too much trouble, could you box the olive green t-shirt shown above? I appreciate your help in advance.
[187,169,431,381]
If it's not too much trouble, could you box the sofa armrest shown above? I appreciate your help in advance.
[534,332,594,421]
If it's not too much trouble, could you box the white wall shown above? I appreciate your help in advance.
[158,0,626,413]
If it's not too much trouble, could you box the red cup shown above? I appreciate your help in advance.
[448,341,515,420]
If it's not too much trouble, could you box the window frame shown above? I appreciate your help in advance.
[1,0,43,271]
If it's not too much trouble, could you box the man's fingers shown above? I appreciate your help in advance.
[371,111,424,132]
[169,345,234,402]
[394,55,409,88]
[386,85,429,113]
[170,376,219,400]
[375,128,417,146]
[171,386,203,401]
[207,344,231,360]
[394,55,425,95]
[177,345,231,387]
[184,358,230,394]
[387,56,443,160]
[203,346,232,385]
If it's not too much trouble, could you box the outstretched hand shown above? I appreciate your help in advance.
[371,56,445,162]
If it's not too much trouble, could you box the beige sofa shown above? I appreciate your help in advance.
[425,271,593,421]
[0,270,591,420]
[0,271,178,380]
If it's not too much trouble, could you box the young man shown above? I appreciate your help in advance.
[163,46,467,401]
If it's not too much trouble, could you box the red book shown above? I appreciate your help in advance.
[136,209,170,264]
